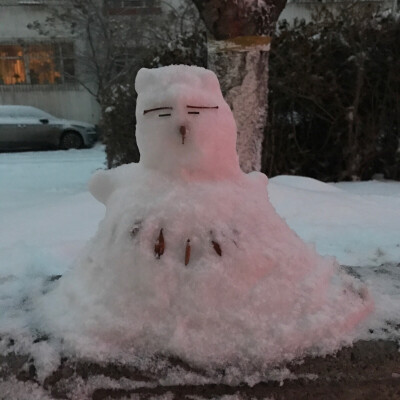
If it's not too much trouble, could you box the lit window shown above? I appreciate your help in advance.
[0,42,75,85]
[0,45,26,84]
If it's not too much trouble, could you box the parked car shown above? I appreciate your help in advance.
[0,105,98,150]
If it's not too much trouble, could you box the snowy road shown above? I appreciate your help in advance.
[0,146,105,268]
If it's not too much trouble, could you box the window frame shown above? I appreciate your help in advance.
[0,41,76,87]
[105,0,161,15]
[106,0,159,7]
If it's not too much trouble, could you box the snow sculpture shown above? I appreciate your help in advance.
[41,65,373,371]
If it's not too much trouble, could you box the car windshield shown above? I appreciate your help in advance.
[0,106,54,119]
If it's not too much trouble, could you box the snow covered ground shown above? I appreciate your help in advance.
[269,175,400,267]
[0,145,400,387]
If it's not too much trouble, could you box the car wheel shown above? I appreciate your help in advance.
[60,132,84,150]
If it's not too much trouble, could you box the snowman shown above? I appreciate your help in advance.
[89,65,245,266]
[40,65,373,369]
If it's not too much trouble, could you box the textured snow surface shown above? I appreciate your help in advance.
[39,164,372,369]
[0,378,54,400]
[35,66,372,371]
[269,176,400,266]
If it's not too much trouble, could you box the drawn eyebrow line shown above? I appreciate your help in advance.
[143,107,173,115]
[187,105,219,109]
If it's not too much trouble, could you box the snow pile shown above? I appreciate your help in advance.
[40,168,372,368]
[33,66,373,370]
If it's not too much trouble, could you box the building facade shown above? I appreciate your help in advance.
[0,0,102,123]
[0,0,168,124]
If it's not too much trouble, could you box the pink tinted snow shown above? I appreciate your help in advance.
[38,65,373,371]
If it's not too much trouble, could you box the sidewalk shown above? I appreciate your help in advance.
[2,340,399,399]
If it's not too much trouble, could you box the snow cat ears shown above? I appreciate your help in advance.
[135,65,222,96]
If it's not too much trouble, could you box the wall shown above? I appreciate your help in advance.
[0,2,48,38]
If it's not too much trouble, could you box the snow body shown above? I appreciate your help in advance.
[39,65,372,370]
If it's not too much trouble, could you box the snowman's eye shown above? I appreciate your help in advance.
[143,107,173,115]
[158,113,171,117]
[186,105,218,114]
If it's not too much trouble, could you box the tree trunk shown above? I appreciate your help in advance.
[192,0,287,173]
[208,40,270,172]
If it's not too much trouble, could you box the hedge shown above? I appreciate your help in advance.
[264,5,400,181]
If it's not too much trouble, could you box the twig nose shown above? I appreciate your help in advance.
[179,125,186,145]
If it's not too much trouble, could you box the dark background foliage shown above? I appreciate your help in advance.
[103,3,399,181]
[264,5,400,181]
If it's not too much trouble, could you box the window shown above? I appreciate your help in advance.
[0,45,25,84]
[105,0,161,15]
[0,42,75,85]
[107,0,159,7]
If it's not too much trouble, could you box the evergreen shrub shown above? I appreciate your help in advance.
[264,6,400,181]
